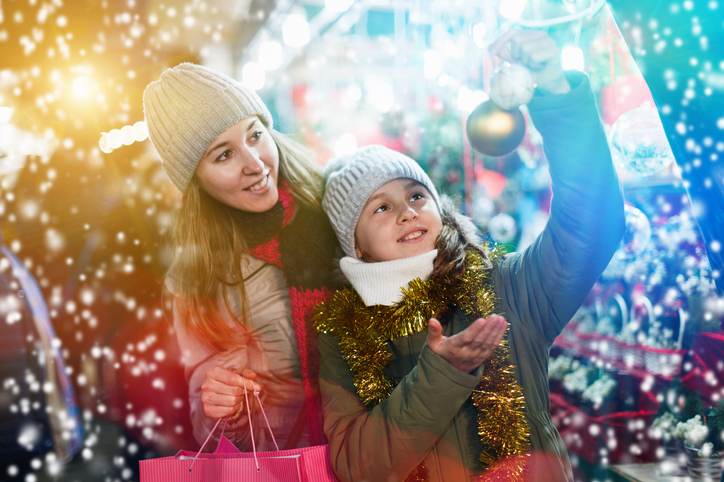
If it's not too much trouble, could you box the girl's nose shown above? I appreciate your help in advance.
[399,205,418,223]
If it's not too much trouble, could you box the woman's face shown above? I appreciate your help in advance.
[354,179,442,262]
[195,116,280,213]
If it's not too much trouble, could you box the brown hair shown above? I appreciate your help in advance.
[167,119,325,351]
[432,196,487,279]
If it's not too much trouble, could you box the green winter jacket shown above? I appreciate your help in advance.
[318,72,625,482]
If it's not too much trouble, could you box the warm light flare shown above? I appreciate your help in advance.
[71,75,96,100]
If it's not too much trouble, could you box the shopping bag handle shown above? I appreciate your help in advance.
[188,386,279,472]
[250,387,280,451]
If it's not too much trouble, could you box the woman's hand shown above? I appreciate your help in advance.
[490,29,571,95]
[426,315,508,373]
[200,366,261,419]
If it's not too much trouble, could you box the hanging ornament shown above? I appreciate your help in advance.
[488,213,518,243]
[619,204,652,259]
[603,204,653,280]
[489,64,536,110]
[466,64,532,157]
[472,194,496,226]
[610,104,675,177]
[466,101,526,157]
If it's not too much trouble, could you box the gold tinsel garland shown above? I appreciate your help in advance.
[314,248,531,479]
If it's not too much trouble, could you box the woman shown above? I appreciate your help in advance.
[142,63,338,449]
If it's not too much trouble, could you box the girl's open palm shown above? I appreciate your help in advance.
[426,314,508,373]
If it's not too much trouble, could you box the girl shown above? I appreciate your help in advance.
[142,63,339,449]
[314,31,625,481]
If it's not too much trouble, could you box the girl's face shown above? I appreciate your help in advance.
[355,179,442,262]
[195,116,280,213]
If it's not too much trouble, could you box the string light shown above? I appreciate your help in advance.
[282,13,310,48]
[364,76,394,112]
[561,45,585,71]
[499,0,528,21]
[258,40,283,70]
[99,121,148,154]
[0,105,13,123]
[241,61,265,91]
[331,132,357,157]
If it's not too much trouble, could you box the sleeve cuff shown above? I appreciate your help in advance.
[528,71,592,113]
[418,346,481,389]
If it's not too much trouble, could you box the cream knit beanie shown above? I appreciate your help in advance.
[142,62,273,192]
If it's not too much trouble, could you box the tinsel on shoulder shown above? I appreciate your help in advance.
[313,245,531,475]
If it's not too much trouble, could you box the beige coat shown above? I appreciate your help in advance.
[170,255,309,450]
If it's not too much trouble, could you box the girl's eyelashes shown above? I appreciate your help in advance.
[371,191,425,214]
[373,203,389,214]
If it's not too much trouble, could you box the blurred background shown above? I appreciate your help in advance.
[0,0,722,481]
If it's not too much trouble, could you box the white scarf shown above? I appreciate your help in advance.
[339,250,438,307]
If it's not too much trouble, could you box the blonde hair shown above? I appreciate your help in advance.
[168,119,325,351]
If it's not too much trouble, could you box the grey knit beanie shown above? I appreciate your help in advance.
[322,145,440,258]
[142,62,273,192]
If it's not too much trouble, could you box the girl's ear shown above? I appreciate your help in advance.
[355,246,364,259]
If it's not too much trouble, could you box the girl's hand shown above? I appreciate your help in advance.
[426,314,508,373]
[200,366,261,419]
[490,29,571,95]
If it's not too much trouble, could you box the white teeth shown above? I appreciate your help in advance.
[248,175,269,192]
[400,230,424,241]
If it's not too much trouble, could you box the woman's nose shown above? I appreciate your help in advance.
[240,149,264,176]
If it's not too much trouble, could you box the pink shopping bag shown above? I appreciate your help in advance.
[139,450,307,481]
[139,387,338,482]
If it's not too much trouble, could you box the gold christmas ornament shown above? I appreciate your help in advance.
[466,100,526,157]
[466,63,534,157]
